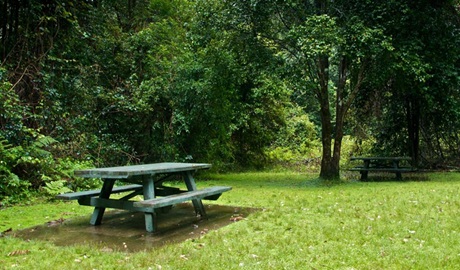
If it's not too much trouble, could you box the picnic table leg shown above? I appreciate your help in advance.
[142,175,156,233]
[90,178,115,225]
[361,160,370,181]
[393,160,402,180]
[184,171,207,217]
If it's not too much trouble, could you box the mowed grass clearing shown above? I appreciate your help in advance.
[1,171,460,269]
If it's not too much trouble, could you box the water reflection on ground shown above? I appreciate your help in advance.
[12,203,257,252]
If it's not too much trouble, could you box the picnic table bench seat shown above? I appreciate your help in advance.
[134,186,232,209]
[348,167,416,173]
[56,184,143,200]
[56,184,230,202]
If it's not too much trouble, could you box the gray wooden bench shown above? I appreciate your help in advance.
[57,184,231,216]
[56,184,229,203]
[349,157,417,180]
[133,186,232,209]
[56,184,143,200]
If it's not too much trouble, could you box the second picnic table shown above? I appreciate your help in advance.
[56,162,231,232]
[349,157,416,181]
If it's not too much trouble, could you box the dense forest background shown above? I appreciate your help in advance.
[1,0,459,203]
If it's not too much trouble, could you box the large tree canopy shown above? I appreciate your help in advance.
[350,0,460,167]
[222,0,395,179]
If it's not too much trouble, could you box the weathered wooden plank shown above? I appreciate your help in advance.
[349,168,417,173]
[134,186,232,209]
[90,179,115,225]
[74,163,212,179]
[350,157,411,161]
[56,184,143,200]
[142,175,156,232]
[184,171,206,217]
[78,197,153,213]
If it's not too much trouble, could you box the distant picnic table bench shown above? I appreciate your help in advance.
[56,162,231,233]
[349,157,417,181]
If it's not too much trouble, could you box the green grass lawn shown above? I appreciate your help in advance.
[1,171,460,269]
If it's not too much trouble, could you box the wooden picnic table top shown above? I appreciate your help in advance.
[74,162,212,179]
[350,156,411,161]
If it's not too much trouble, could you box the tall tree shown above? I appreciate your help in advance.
[172,0,290,168]
[223,0,392,179]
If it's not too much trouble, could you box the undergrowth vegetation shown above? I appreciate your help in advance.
[0,133,98,206]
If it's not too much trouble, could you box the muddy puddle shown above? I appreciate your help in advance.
[10,204,257,252]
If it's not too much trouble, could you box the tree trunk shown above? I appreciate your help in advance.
[319,99,336,179]
[1,0,7,61]
[406,95,420,166]
[316,55,340,180]
[318,56,352,180]
[330,103,345,180]
[319,94,341,180]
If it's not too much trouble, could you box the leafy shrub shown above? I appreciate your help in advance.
[53,158,99,192]
[266,106,322,171]
[0,132,56,204]
[0,161,32,206]
[0,72,33,205]
[0,134,99,204]
[0,122,97,203]
[42,179,72,197]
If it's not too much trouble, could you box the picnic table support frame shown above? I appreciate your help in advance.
[349,157,416,181]
[90,179,115,225]
[361,160,370,181]
[143,175,156,232]
[56,163,231,233]
[184,171,207,217]
[393,160,402,180]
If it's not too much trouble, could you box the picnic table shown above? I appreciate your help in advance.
[349,157,416,181]
[56,162,231,232]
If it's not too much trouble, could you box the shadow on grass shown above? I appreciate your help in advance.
[8,203,259,253]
